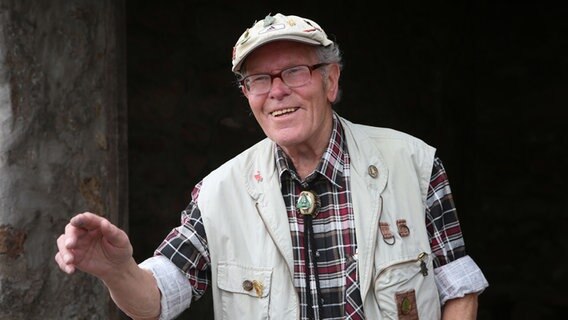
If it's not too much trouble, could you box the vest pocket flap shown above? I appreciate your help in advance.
[374,252,441,318]
[217,262,272,298]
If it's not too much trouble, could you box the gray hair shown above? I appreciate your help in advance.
[316,43,343,105]
[315,43,343,70]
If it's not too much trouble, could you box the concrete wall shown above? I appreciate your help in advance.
[0,1,126,319]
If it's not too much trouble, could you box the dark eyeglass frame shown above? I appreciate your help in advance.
[240,63,329,95]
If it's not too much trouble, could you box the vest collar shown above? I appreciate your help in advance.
[339,116,389,300]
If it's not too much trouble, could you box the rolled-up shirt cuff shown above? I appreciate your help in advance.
[434,255,489,305]
[139,256,192,320]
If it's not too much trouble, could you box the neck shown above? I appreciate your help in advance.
[280,117,333,180]
[283,146,325,180]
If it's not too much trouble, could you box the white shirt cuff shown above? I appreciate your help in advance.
[139,256,192,320]
[434,255,489,305]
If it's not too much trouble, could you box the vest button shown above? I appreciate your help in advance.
[368,165,378,178]
[242,280,253,291]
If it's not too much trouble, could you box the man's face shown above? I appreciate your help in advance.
[241,41,339,152]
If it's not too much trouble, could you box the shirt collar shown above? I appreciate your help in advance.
[275,112,346,187]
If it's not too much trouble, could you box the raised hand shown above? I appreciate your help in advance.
[55,212,133,279]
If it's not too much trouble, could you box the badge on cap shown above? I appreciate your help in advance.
[263,14,275,27]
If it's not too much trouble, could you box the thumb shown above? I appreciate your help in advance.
[99,218,130,249]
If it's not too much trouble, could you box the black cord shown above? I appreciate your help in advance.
[303,215,315,319]
[304,214,323,319]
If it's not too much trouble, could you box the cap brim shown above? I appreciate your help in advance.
[232,37,322,73]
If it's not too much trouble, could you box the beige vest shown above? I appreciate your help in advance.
[198,117,441,319]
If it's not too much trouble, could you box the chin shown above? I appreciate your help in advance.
[268,129,303,144]
[271,136,305,148]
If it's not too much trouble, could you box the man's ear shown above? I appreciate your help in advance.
[326,63,341,103]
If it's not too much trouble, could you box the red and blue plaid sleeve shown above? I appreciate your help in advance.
[426,157,467,268]
[155,181,211,300]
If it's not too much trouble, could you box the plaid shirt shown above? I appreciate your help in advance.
[156,116,466,319]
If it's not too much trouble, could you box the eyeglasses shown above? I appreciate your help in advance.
[240,63,329,95]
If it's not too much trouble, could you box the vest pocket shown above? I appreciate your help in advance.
[217,262,272,319]
[373,253,440,319]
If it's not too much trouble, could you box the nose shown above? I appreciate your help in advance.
[269,76,291,97]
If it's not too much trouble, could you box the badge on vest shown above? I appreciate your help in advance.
[379,219,411,245]
[397,219,410,237]
[396,289,419,320]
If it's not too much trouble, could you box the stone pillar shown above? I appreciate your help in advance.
[0,1,127,319]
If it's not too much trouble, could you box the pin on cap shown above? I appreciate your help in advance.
[231,13,334,73]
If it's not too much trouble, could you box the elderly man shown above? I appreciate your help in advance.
[55,13,488,320]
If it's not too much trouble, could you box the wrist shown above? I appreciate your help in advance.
[100,257,139,285]
[102,259,161,319]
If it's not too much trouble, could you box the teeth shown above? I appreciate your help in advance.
[271,108,297,117]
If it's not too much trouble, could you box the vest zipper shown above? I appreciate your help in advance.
[376,252,429,279]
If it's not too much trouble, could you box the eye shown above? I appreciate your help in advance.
[285,66,306,76]
[250,75,269,84]
[245,75,269,88]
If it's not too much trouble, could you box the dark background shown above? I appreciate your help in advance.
[125,1,567,319]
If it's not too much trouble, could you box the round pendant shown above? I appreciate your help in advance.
[296,190,317,216]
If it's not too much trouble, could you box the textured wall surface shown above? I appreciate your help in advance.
[0,1,126,319]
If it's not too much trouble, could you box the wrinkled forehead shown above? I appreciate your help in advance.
[240,41,319,74]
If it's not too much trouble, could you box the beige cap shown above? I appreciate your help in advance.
[231,13,334,73]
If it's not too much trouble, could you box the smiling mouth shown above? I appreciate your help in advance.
[270,108,298,117]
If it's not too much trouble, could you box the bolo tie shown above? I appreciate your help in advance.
[296,190,323,319]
